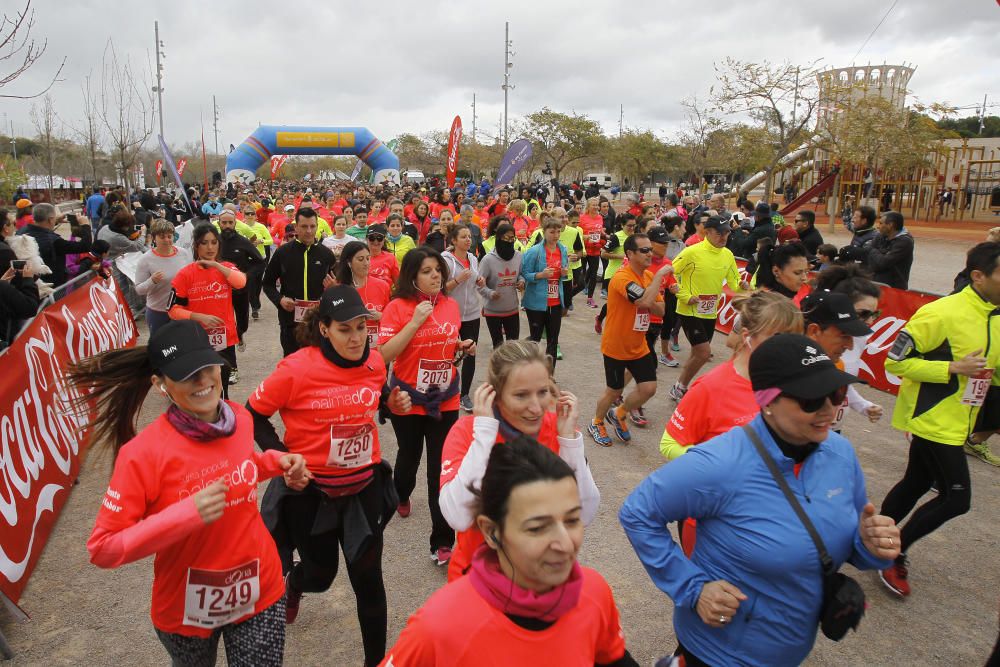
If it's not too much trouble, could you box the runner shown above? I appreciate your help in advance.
[385,212,417,264]
[383,438,635,666]
[521,216,568,368]
[669,215,750,402]
[560,208,586,313]
[879,241,1000,597]
[378,247,476,566]
[442,222,487,412]
[70,320,309,667]
[167,225,246,400]
[335,240,392,349]
[261,207,337,356]
[589,233,673,447]
[242,207,274,320]
[478,221,524,347]
[366,223,400,286]
[346,207,372,240]
[438,339,600,581]
[218,210,265,378]
[321,213,353,259]
[134,218,191,337]
[579,198,606,308]
[594,214,638,334]
[247,285,410,666]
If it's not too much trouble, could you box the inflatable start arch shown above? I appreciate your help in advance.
[226,125,399,185]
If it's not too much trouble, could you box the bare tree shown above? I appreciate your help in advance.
[29,93,58,200]
[98,40,154,190]
[66,72,103,185]
[678,96,727,186]
[0,0,65,99]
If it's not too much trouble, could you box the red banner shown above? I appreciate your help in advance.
[715,260,938,395]
[176,158,188,176]
[155,160,163,184]
[445,116,462,189]
[270,155,287,181]
[0,276,137,606]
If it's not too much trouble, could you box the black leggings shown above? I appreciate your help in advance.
[218,345,236,400]
[485,314,520,348]
[389,411,458,552]
[282,483,387,667]
[526,306,562,367]
[156,596,285,667]
[458,318,480,397]
[582,255,601,297]
[881,435,972,554]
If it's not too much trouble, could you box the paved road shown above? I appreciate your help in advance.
[3,237,998,666]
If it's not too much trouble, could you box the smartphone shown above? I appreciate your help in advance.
[65,213,78,226]
[133,224,143,232]
[11,260,26,271]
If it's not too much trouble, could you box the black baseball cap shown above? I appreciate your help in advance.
[647,226,670,244]
[318,284,372,322]
[800,290,873,337]
[749,333,862,398]
[702,215,730,232]
[367,223,388,238]
[148,320,226,381]
[755,202,772,220]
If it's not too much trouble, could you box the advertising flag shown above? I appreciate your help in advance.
[495,138,533,187]
[446,116,462,188]
[350,159,364,181]
[176,158,187,176]
[157,135,193,213]
[155,159,163,184]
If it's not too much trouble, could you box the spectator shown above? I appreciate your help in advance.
[731,202,776,258]
[74,239,113,279]
[16,203,92,287]
[85,186,106,223]
[14,198,33,229]
[866,211,914,289]
[794,210,825,255]
[839,205,878,262]
[0,209,15,275]
[816,244,839,272]
[0,261,40,346]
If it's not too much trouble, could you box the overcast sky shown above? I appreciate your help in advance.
[3,0,999,155]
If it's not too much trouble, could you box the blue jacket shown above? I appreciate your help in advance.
[201,200,224,216]
[85,193,105,220]
[619,415,889,667]
[519,241,567,311]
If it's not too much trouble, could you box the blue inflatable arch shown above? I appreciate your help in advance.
[225,125,399,185]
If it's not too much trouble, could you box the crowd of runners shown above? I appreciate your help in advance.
[19,173,996,665]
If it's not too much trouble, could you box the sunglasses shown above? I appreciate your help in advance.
[856,309,881,322]
[634,247,653,254]
[781,385,849,413]
[368,235,385,242]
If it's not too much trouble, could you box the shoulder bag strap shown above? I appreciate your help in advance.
[742,424,835,575]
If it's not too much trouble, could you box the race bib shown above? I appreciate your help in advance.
[367,326,379,348]
[696,294,718,315]
[589,232,601,244]
[183,560,260,629]
[415,359,452,394]
[633,310,650,332]
[294,299,319,323]
[961,369,993,407]
[831,398,849,431]
[206,327,227,351]
[547,281,560,299]
[328,423,375,468]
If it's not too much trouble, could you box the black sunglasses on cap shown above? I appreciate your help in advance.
[781,386,849,413]
[368,234,385,242]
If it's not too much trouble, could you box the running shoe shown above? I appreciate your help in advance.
[432,546,452,566]
[556,345,563,360]
[658,353,680,367]
[880,557,910,597]
[587,298,598,309]
[964,438,1000,466]
[237,339,246,353]
[594,315,603,334]
[629,407,648,428]
[284,573,303,624]
[251,309,259,320]
[606,407,632,442]
[228,369,240,385]
[397,501,411,518]
[668,382,687,402]
[600,289,608,299]
[460,395,473,412]
[588,421,613,447]
[670,335,680,352]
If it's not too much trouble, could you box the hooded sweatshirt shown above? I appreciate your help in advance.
[478,244,523,318]
[442,249,487,321]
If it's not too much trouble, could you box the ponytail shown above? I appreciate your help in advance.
[66,347,157,459]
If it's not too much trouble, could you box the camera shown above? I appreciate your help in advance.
[11,260,26,271]
[133,224,144,232]
[65,213,78,226]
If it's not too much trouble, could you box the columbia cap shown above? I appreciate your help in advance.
[800,290,873,337]
[148,320,226,381]
[749,333,862,399]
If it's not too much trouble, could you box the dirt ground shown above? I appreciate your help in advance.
[2,228,997,666]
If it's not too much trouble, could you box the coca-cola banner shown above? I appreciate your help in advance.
[715,260,938,395]
[445,116,462,189]
[0,276,137,605]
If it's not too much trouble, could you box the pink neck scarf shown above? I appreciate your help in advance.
[468,544,582,623]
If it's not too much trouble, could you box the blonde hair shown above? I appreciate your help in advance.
[731,290,803,343]
[987,227,1000,243]
[507,199,527,215]
[149,218,174,237]
[487,340,553,397]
